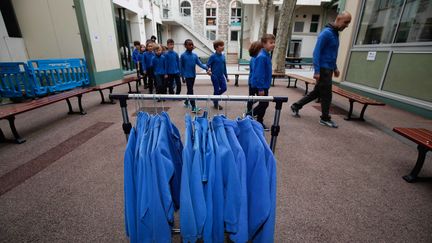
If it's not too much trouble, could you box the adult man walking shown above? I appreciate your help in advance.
[291,11,352,128]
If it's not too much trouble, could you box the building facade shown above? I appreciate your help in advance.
[338,0,432,117]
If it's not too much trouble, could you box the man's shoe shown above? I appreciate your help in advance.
[214,105,223,110]
[260,123,270,131]
[319,119,338,128]
[291,105,300,117]
[184,101,191,108]
[191,107,202,113]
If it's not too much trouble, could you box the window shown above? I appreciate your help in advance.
[287,40,302,57]
[206,8,217,25]
[230,31,239,41]
[310,14,320,33]
[206,30,217,40]
[230,1,242,26]
[205,1,217,26]
[180,1,191,16]
[394,0,432,43]
[294,22,304,32]
[0,0,22,38]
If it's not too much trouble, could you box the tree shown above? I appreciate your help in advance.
[258,0,273,38]
[272,0,296,73]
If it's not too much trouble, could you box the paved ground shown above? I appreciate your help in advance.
[1,66,431,242]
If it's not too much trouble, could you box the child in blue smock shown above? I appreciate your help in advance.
[165,39,181,95]
[246,41,263,116]
[143,41,156,93]
[207,40,229,110]
[180,39,209,113]
[151,44,168,94]
[249,34,276,131]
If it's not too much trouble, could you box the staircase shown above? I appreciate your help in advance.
[226,53,238,64]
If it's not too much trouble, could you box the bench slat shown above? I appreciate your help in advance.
[393,127,432,150]
[0,87,93,119]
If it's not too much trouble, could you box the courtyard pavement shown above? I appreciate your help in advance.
[0,66,431,242]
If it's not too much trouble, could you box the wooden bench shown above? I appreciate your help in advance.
[332,85,385,121]
[393,127,432,183]
[0,87,93,144]
[196,71,249,87]
[92,75,140,104]
[285,73,316,95]
[285,61,313,69]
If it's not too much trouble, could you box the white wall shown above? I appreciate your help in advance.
[83,0,120,72]
[13,0,83,60]
[170,26,211,57]
[0,11,28,62]
[291,35,317,57]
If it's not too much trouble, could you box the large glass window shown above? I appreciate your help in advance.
[394,0,432,43]
[356,0,404,45]
[356,0,432,45]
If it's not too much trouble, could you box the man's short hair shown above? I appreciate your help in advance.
[213,40,224,50]
[133,41,141,46]
[151,35,157,40]
[167,39,174,44]
[261,34,275,44]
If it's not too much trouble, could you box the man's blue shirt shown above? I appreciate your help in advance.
[313,24,340,74]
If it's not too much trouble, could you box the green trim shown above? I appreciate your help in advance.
[338,82,432,119]
[73,0,97,85]
[93,69,124,85]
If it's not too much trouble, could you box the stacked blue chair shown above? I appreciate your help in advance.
[0,62,38,98]
[27,58,90,93]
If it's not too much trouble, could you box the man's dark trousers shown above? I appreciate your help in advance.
[292,68,333,121]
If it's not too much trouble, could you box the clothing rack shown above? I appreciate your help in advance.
[109,94,288,153]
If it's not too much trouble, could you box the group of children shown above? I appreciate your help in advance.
[132,33,276,129]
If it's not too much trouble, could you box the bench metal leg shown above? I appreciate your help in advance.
[127,82,132,93]
[98,90,107,104]
[304,83,309,95]
[77,94,86,115]
[99,88,117,104]
[66,98,74,114]
[66,96,86,115]
[344,100,366,121]
[3,116,26,144]
[234,75,239,87]
[272,77,275,87]
[135,80,140,93]
[403,145,431,183]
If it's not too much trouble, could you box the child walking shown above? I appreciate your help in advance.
[165,39,181,94]
[143,41,155,93]
[246,41,263,115]
[180,39,209,113]
[249,34,275,130]
[206,40,229,110]
[132,41,142,85]
[151,44,168,94]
